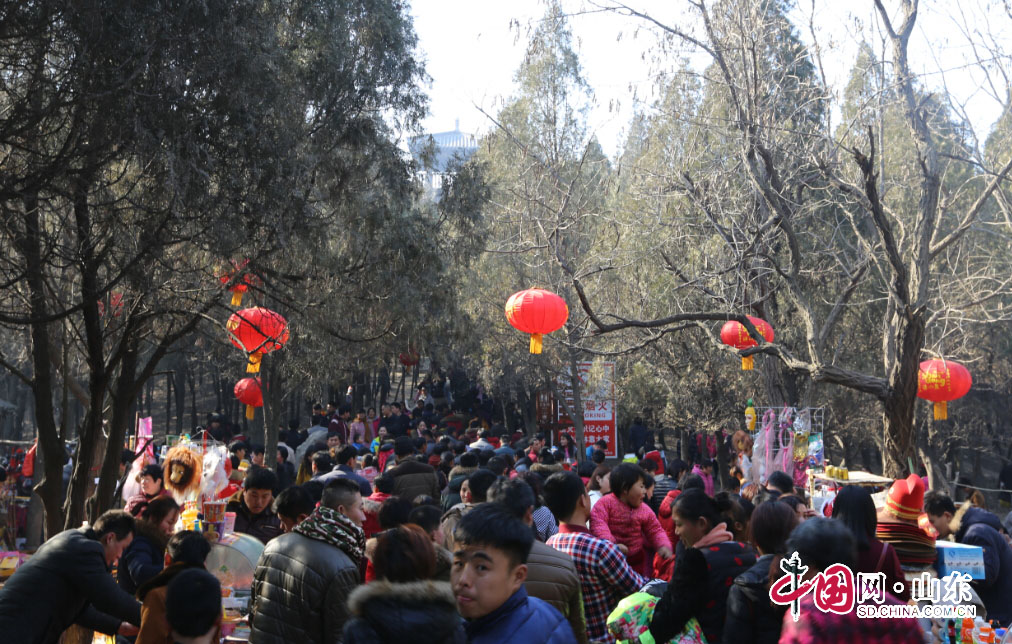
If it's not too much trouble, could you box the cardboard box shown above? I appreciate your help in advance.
[935,540,985,580]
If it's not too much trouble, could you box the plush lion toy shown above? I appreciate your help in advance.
[163,445,203,502]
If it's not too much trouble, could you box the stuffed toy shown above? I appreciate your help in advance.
[163,445,202,502]
[732,429,753,482]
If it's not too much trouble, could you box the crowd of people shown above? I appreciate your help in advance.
[1,398,1012,644]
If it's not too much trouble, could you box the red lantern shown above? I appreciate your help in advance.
[219,260,260,307]
[399,349,419,367]
[720,316,774,370]
[227,307,290,373]
[505,288,569,354]
[234,377,263,420]
[917,359,971,420]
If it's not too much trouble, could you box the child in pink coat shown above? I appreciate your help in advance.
[590,463,673,576]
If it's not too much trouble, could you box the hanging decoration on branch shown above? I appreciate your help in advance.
[399,346,420,367]
[917,359,971,420]
[505,288,569,354]
[227,307,290,373]
[234,377,263,420]
[720,316,774,370]
[219,260,260,307]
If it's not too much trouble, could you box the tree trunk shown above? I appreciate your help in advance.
[17,190,67,537]
[880,314,925,478]
[680,427,691,462]
[64,174,111,531]
[92,338,139,517]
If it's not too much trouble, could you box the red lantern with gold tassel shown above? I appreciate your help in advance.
[227,307,289,373]
[219,260,260,307]
[720,316,774,370]
[505,288,569,354]
[917,359,971,420]
[234,377,263,420]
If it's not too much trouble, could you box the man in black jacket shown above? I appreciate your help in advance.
[0,510,142,643]
[227,466,282,543]
[250,477,366,643]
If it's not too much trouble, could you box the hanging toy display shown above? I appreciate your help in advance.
[744,399,757,431]
[751,409,776,486]
[792,408,811,487]
[163,445,204,503]
[773,406,796,478]
[732,429,753,482]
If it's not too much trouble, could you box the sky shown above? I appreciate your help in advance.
[408,0,1011,158]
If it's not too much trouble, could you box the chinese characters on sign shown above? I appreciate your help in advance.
[770,552,975,621]
[557,362,617,458]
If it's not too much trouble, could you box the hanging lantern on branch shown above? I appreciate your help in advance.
[399,348,420,367]
[505,288,569,354]
[219,260,260,307]
[917,359,971,420]
[227,307,290,373]
[720,316,774,370]
[234,377,263,420]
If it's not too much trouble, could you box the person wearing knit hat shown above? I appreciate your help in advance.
[875,474,936,570]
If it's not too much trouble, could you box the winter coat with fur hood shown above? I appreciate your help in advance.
[342,579,465,644]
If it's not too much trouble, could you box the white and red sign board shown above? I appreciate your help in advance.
[558,362,617,458]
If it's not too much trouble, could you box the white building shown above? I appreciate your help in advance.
[408,119,478,201]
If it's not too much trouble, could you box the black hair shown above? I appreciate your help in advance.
[408,504,443,534]
[477,449,494,467]
[787,517,856,571]
[274,486,315,520]
[778,495,808,513]
[166,568,221,638]
[673,488,730,531]
[748,500,796,555]
[767,470,794,494]
[228,440,248,454]
[487,478,536,520]
[251,445,265,456]
[243,466,277,491]
[141,496,180,524]
[679,473,705,492]
[485,456,508,476]
[591,450,606,465]
[301,480,324,504]
[714,491,746,533]
[609,463,646,498]
[277,445,289,461]
[643,473,656,490]
[92,510,135,541]
[453,502,534,567]
[373,474,395,495]
[166,530,212,566]
[638,458,658,473]
[538,449,556,466]
[667,459,688,480]
[467,469,499,503]
[335,445,358,466]
[459,452,479,468]
[828,487,874,551]
[378,496,414,530]
[543,471,586,521]
[924,490,957,517]
[321,477,360,511]
[140,463,163,481]
[394,436,414,457]
[312,450,333,472]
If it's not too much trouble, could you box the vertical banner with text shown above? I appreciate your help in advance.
[557,362,617,458]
